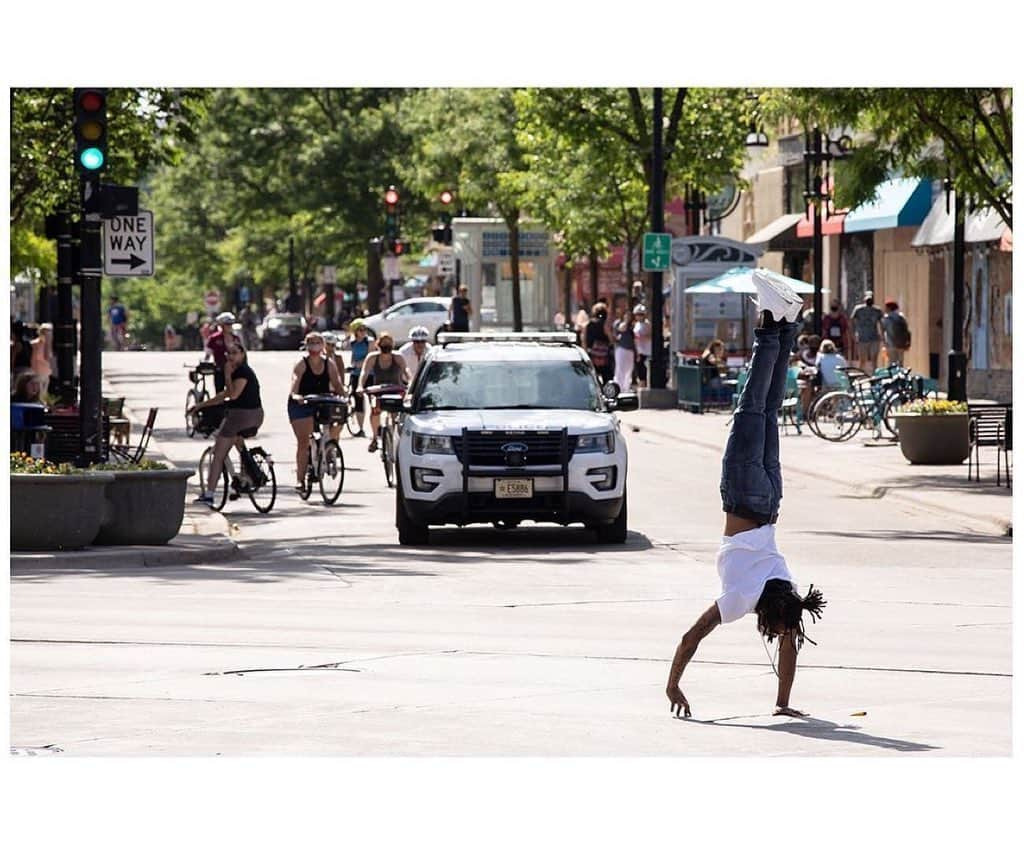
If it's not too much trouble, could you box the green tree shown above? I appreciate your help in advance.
[765,88,1012,228]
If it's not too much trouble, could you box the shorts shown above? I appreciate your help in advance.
[287,398,317,421]
[217,407,264,438]
[857,340,880,361]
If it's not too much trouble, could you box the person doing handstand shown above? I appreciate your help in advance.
[666,270,826,719]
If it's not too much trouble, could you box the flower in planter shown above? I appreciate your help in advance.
[898,398,968,415]
[10,452,77,475]
[91,459,168,471]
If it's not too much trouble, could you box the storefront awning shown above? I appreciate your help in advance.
[795,208,846,238]
[911,193,1011,248]
[843,178,932,233]
[745,213,806,251]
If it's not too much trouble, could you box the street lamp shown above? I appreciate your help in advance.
[803,127,852,335]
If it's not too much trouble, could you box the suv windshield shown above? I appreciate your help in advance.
[416,359,603,411]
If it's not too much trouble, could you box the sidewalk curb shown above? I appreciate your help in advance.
[629,418,1012,537]
[10,535,243,571]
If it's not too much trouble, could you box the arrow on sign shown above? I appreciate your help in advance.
[110,254,147,270]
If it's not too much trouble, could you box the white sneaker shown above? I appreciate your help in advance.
[752,269,803,322]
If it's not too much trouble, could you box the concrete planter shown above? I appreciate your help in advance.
[95,469,194,545]
[895,413,970,465]
[10,472,115,551]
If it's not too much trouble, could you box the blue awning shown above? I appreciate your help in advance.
[843,178,933,233]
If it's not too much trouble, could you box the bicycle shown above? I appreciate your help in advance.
[197,430,277,513]
[343,366,365,436]
[184,361,218,438]
[363,384,406,487]
[294,394,347,505]
[807,365,916,442]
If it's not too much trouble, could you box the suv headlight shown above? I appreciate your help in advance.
[575,431,615,454]
[411,433,454,455]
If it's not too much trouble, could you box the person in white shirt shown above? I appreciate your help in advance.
[397,325,432,384]
[665,270,826,719]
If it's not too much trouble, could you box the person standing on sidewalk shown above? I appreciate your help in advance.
[612,307,636,393]
[850,291,884,372]
[882,299,911,367]
[666,270,826,719]
[632,305,652,388]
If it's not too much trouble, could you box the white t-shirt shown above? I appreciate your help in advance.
[398,341,432,382]
[715,524,795,624]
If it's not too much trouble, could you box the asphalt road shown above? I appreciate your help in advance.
[9,349,1013,755]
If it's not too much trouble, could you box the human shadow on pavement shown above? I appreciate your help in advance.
[686,714,940,752]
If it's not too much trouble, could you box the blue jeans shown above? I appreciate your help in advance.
[720,319,801,523]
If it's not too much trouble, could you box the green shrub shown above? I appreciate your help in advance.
[92,459,168,471]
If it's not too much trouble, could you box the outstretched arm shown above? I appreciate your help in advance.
[773,631,807,717]
[666,603,721,718]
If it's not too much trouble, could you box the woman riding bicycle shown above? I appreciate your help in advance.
[192,342,264,507]
[357,330,409,453]
[347,318,376,437]
[288,331,345,494]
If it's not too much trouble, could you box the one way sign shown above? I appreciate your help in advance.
[104,210,154,276]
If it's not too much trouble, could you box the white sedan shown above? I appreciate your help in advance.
[362,296,451,344]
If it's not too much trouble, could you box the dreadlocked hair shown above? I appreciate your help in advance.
[755,579,827,649]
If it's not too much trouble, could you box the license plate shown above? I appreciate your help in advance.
[495,478,533,498]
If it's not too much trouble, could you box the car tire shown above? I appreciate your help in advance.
[594,490,627,544]
[396,471,429,545]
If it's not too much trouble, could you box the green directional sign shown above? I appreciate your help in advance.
[642,232,672,271]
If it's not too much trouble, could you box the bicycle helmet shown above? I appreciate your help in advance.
[409,325,430,342]
[216,311,237,325]
[322,331,339,346]
[349,318,364,332]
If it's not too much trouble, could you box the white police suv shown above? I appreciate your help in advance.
[380,333,638,545]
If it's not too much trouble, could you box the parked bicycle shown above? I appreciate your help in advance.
[294,394,347,505]
[363,384,405,487]
[807,364,917,442]
[198,432,277,513]
[184,361,218,438]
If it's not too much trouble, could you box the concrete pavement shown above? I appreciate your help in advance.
[627,406,1012,536]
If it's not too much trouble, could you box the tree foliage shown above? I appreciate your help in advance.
[764,88,1012,228]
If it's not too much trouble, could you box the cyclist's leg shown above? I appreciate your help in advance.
[350,371,366,433]
[206,433,234,494]
[368,397,381,450]
[721,314,783,528]
[762,318,802,520]
[290,416,315,485]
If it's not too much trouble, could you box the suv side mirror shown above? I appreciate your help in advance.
[380,395,404,414]
[601,381,620,399]
[615,393,639,412]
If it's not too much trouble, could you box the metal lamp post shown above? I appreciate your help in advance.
[803,128,852,336]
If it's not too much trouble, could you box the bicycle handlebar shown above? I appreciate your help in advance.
[296,393,347,405]
[361,384,406,396]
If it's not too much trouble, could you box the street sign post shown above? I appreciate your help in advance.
[104,210,154,276]
[642,232,672,272]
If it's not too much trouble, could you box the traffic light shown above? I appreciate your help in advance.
[384,185,401,244]
[73,88,107,175]
[434,188,454,245]
[393,239,408,256]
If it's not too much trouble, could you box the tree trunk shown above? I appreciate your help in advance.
[563,264,573,324]
[588,246,599,306]
[366,238,384,316]
[509,222,523,331]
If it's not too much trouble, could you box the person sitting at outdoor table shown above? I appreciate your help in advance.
[11,371,47,405]
[814,339,848,390]
[700,339,730,403]
[796,333,822,417]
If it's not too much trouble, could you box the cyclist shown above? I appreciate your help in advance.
[397,325,432,384]
[204,312,239,392]
[288,331,345,494]
[356,330,409,453]
[347,318,375,437]
[191,342,264,507]
[322,332,347,441]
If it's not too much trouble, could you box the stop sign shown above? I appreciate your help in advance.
[205,290,220,309]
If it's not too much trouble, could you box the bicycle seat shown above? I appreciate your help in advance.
[195,362,218,375]
[237,427,260,439]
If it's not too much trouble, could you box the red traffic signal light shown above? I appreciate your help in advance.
[384,186,400,206]
[393,240,406,256]
[439,189,454,205]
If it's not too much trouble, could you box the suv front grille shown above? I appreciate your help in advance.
[452,430,576,467]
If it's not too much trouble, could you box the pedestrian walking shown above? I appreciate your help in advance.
[821,299,852,360]
[633,304,651,388]
[448,285,472,333]
[850,291,884,372]
[612,308,636,393]
[665,270,826,719]
[583,303,614,384]
[882,299,912,367]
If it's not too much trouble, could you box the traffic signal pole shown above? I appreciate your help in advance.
[78,179,104,465]
[649,88,667,390]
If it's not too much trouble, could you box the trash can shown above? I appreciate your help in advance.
[10,402,51,459]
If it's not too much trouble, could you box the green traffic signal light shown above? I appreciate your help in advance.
[79,147,104,171]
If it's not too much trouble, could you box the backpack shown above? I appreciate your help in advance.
[889,314,911,349]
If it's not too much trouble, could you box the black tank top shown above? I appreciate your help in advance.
[297,356,330,395]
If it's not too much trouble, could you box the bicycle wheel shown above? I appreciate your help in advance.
[811,391,861,442]
[185,388,205,438]
[318,439,345,505]
[881,391,910,438]
[345,395,361,435]
[247,449,277,513]
[198,445,229,510]
[381,426,395,487]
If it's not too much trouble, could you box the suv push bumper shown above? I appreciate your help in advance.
[401,490,623,527]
